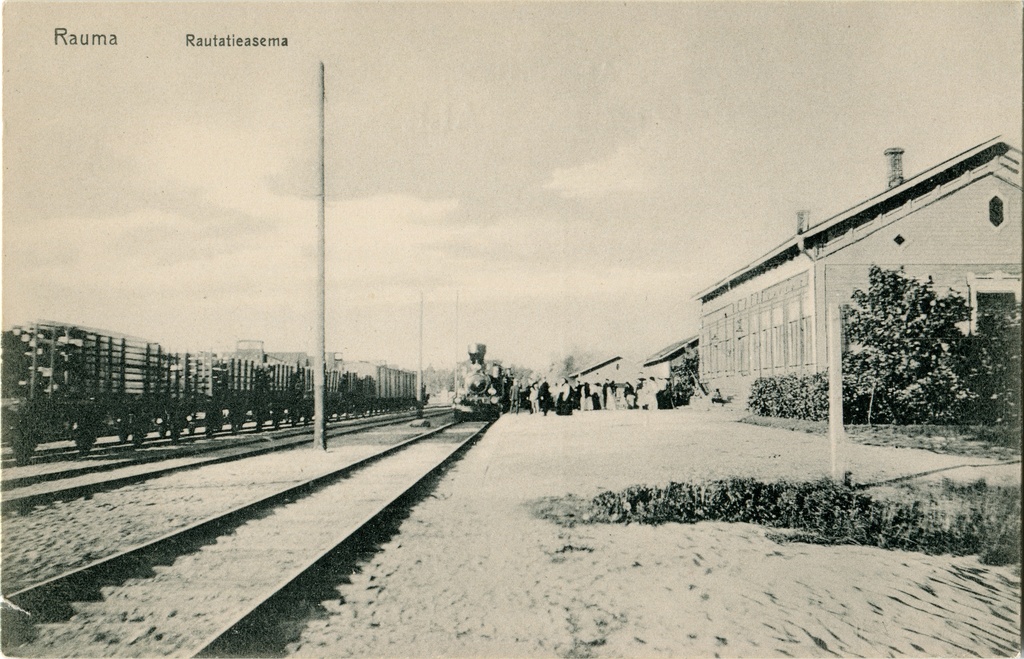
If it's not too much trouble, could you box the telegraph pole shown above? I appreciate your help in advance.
[417,291,424,415]
[314,61,326,451]
[453,290,459,400]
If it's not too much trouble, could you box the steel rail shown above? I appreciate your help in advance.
[1,409,451,514]
[1,421,469,648]
[1,408,446,489]
[1,406,438,469]
[193,421,491,657]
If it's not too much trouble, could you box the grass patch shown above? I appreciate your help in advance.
[584,477,1020,566]
[740,415,1021,459]
[527,494,597,527]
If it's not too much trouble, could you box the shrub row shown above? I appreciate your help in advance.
[590,477,1020,565]
[747,373,829,421]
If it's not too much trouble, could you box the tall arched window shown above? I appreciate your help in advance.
[990,196,1004,227]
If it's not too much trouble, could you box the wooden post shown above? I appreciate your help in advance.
[120,339,127,395]
[314,61,327,451]
[107,336,114,394]
[48,327,57,394]
[417,291,424,414]
[454,291,459,400]
[827,304,845,480]
[28,324,39,399]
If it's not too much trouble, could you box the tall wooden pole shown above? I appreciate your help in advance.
[453,291,459,400]
[827,303,845,479]
[417,291,424,413]
[314,61,326,451]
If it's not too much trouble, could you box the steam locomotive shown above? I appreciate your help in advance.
[1,321,418,465]
[452,343,507,422]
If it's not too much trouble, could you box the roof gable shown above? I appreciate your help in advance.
[570,356,622,378]
[696,138,1019,303]
[643,335,698,367]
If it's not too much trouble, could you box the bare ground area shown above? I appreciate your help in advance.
[290,409,1021,658]
[739,414,1022,461]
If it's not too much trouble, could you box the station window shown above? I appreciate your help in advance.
[990,197,1004,227]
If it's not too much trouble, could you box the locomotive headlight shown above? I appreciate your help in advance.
[487,386,496,395]
[467,373,489,394]
[490,396,499,404]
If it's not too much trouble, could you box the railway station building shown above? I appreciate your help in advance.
[694,137,1022,404]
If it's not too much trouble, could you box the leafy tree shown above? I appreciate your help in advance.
[842,266,973,424]
[669,353,701,404]
[554,350,599,380]
[963,299,1022,425]
[422,365,455,395]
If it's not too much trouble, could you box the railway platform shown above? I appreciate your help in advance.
[289,407,1020,658]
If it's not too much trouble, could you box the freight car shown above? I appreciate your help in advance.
[452,343,507,422]
[1,321,418,465]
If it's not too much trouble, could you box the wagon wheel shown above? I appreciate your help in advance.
[117,413,134,444]
[10,416,37,466]
[205,410,219,437]
[73,425,97,455]
[12,438,35,466]
[167,412,183,443]
[131,419,149,447]
[254,410,267,433]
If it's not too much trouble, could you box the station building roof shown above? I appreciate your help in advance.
[694,136,1019,304]
[569,356,622,379]
[642,335,698,368]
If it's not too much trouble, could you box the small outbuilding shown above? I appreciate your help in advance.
[643,336,702,397]
[569,356,642,386]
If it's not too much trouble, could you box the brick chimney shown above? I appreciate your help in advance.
[884,147,905,189]
[796,210,811,234]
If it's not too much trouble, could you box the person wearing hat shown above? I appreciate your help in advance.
[624,380,636,409]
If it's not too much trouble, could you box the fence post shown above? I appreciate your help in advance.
[827,304,846,480]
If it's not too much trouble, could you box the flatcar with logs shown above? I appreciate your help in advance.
[452,343,509,422]
[1,321,418,465]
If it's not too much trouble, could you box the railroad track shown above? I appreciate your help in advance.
[1,408,451,514]
[1,406,437,470]
[2,420,490,658]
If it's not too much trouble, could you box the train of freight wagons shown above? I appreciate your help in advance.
[1,321,419,464]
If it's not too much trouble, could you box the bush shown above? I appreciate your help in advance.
[590,477,1020,565]
[747,373,829,421]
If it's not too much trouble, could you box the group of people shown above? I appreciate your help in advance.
[505,376,672,416]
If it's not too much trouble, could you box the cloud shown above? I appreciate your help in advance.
[543,146,655,199]
[329,194,460,226]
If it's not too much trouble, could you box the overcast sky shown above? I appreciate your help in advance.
[3,2,1021,371]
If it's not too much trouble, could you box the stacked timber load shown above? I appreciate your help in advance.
[1,321,172,401]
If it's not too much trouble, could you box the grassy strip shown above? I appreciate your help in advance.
[588,477,1020,566]
[739,415,1021,459]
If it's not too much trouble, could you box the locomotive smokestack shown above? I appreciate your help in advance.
[468,343,487,365]
[884,147,905,189]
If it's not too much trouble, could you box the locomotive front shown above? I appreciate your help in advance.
[453,343,504,422]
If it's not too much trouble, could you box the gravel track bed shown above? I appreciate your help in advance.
[2,423,448,594]
[2,434,265,484]
[2,410,444,485]
[10,439,469,658]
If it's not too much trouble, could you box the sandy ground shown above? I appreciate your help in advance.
[291,408,1021,658]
